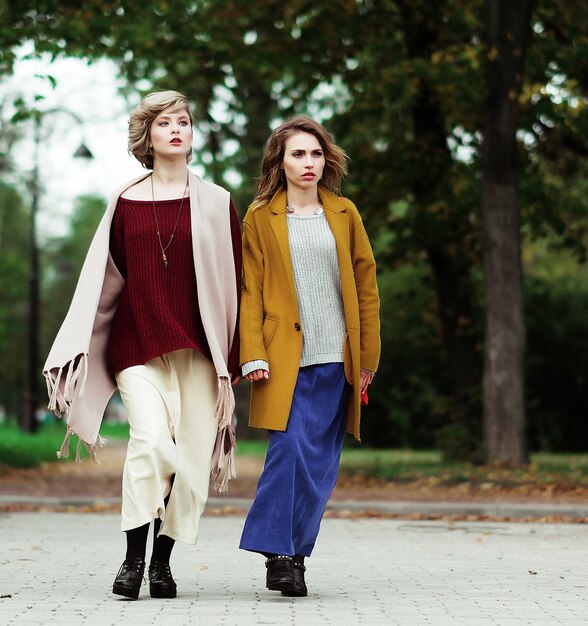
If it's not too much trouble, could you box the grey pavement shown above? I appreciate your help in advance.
[2,495,588,520]
[1,513,587,625]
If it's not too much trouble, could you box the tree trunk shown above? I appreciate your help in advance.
[482,0,535,464]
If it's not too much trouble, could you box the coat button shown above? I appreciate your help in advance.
[294,323,301,331]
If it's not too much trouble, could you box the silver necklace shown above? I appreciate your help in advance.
[286,197,323,215]
[151,174,189,269]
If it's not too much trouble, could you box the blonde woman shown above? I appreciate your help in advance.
[239,116,380,596]
[44,91,241,599]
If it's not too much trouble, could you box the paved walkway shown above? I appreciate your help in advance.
[3,494,588,521]
[1,513,587,625]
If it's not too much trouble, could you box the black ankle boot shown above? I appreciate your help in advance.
[265,555,294,591]
[149,560,177,598]
[282,555,307,597]
[112,557,145,599]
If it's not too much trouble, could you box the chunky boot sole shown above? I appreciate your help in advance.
[281,562,308,597]
[148,561,177,598]
[149,584,177,599]
[112,582,141,599]
[281,585,308,597]
[112,557,145,600]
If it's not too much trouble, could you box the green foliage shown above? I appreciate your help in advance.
[2,0,588,455]
[0,193,105,420]
[360,263,447,448]
[338,447,588,489]
[524,249,588,451]
[0,420,129,468]
[0,422,67,468]
[41,194,104,359]
[435,421,483,464]
[359,257,483,460]
[235,440,269,456]
[0,420,265,468]
[0,182,29,419]
[339,448,445,480]
[362,241,588,455]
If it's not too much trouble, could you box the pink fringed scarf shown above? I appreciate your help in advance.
[43,170,238,494]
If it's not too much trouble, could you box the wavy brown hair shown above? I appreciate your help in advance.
[250,116,349,210]
[128,90,193,170]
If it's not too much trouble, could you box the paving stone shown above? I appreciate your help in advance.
[1,514,587,625]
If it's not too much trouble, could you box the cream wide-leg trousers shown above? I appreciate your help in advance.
[115,349,218,545]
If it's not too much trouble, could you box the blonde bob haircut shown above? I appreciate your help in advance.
[250,116,349,210]
[128,90,193,170]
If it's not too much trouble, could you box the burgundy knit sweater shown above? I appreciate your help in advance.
[107,196,241,376]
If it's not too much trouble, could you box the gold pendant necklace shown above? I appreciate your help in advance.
[151,174,189,269]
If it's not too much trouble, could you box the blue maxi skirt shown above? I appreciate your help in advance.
[239,363,349,557]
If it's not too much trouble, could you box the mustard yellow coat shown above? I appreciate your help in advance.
[239,188,380,441]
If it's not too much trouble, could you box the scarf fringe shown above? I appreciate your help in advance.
[46,366,64,416]
[45,354,88,417]
[214,376,235,430]
[56,426,105,463]
[56,427,74,459]
[210,419,237,495]
[210,377,237,495]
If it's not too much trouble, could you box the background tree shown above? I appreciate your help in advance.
[481,0,535,464]
[41,194,104,360]
[0,182,29,420]
[1,0,587,455]
[0,99,29,422]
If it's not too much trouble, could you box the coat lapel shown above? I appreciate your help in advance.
[269,190,298,301]
[321,190,350,274]
[268,188,350,307]
[321,191,355,328]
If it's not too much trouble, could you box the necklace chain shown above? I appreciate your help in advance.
[286,196,323,215]
[151,174,189,269]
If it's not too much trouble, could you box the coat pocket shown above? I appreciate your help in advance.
[262,316,278,348]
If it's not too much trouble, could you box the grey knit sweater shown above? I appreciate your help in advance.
[287,213,346,367]
[241,213,347,376]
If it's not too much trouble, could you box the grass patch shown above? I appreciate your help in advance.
[338,447,588,490]
[339,448,447,480]
[0,421,267,469]
[0,421,130,469]
[236,440,268,456]
[2,418,587,494]
[0,422,70,469]
[530,452,588,476]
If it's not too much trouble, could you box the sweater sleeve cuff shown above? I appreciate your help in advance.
[241,360,269,377]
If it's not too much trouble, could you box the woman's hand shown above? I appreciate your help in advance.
[360,369,374,393]
[244,369,269,382]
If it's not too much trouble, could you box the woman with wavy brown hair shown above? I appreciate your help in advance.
[239,116,380,596]
[44,90,241,600]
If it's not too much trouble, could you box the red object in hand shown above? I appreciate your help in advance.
[360,389,369,406]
